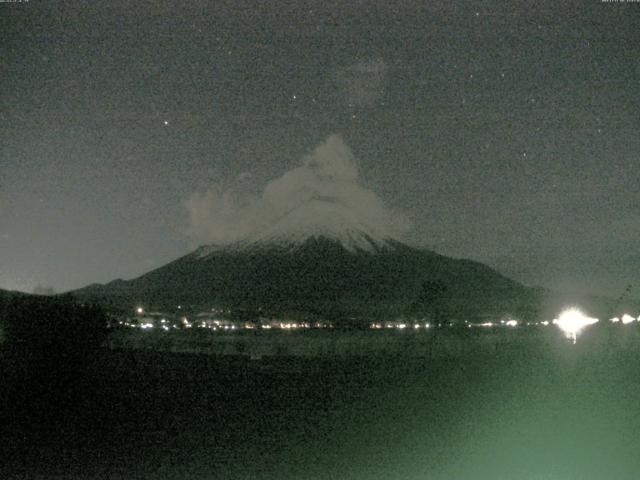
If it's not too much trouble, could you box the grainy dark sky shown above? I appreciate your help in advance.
[1,0,639,296]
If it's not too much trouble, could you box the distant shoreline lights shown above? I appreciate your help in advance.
[553,308,599,344]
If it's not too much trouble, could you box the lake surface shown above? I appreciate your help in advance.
[2,328,640,479]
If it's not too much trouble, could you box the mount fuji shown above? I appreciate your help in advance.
[72,135,553,322]
[73,198,543,323]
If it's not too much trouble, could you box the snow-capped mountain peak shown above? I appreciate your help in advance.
[196,198,398,257]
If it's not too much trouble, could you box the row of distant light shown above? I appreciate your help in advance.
[610,314,639,325]
[373,309,640,345]
[553,309,640,344]
[134,322,237,331]
[124,318,327,331]
[134,307,323,330]
[136,306,230,315]
[371,319,540,330]
[131,307,638,343]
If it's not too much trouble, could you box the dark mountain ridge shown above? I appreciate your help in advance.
[73,235,546,322]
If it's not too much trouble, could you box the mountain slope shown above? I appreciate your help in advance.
[74,234,541,321]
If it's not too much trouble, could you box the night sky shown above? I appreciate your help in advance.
[2,1,639,296]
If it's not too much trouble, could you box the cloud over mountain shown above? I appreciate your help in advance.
[185,134,410,246]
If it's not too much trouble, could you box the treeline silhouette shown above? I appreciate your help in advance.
[0,294,109,440]
[1,294,107,354]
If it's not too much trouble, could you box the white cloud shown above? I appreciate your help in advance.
[185,185,261,245]
[185,134,410,246]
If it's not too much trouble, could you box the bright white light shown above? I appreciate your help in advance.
[540,321,549,326]
[140,323,153,329]
[397,323,407,329]
[610,317,620,323]
[136,307,144,314]
[505,320,518,327]
[553,308,599,344]
[161,325,169,331]
[621,314,635,325]
[480,322,493,328]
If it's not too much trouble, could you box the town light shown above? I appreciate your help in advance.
[553,308,599,344]
[621,314,635,325]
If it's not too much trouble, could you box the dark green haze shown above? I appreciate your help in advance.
[1,1,639,296]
